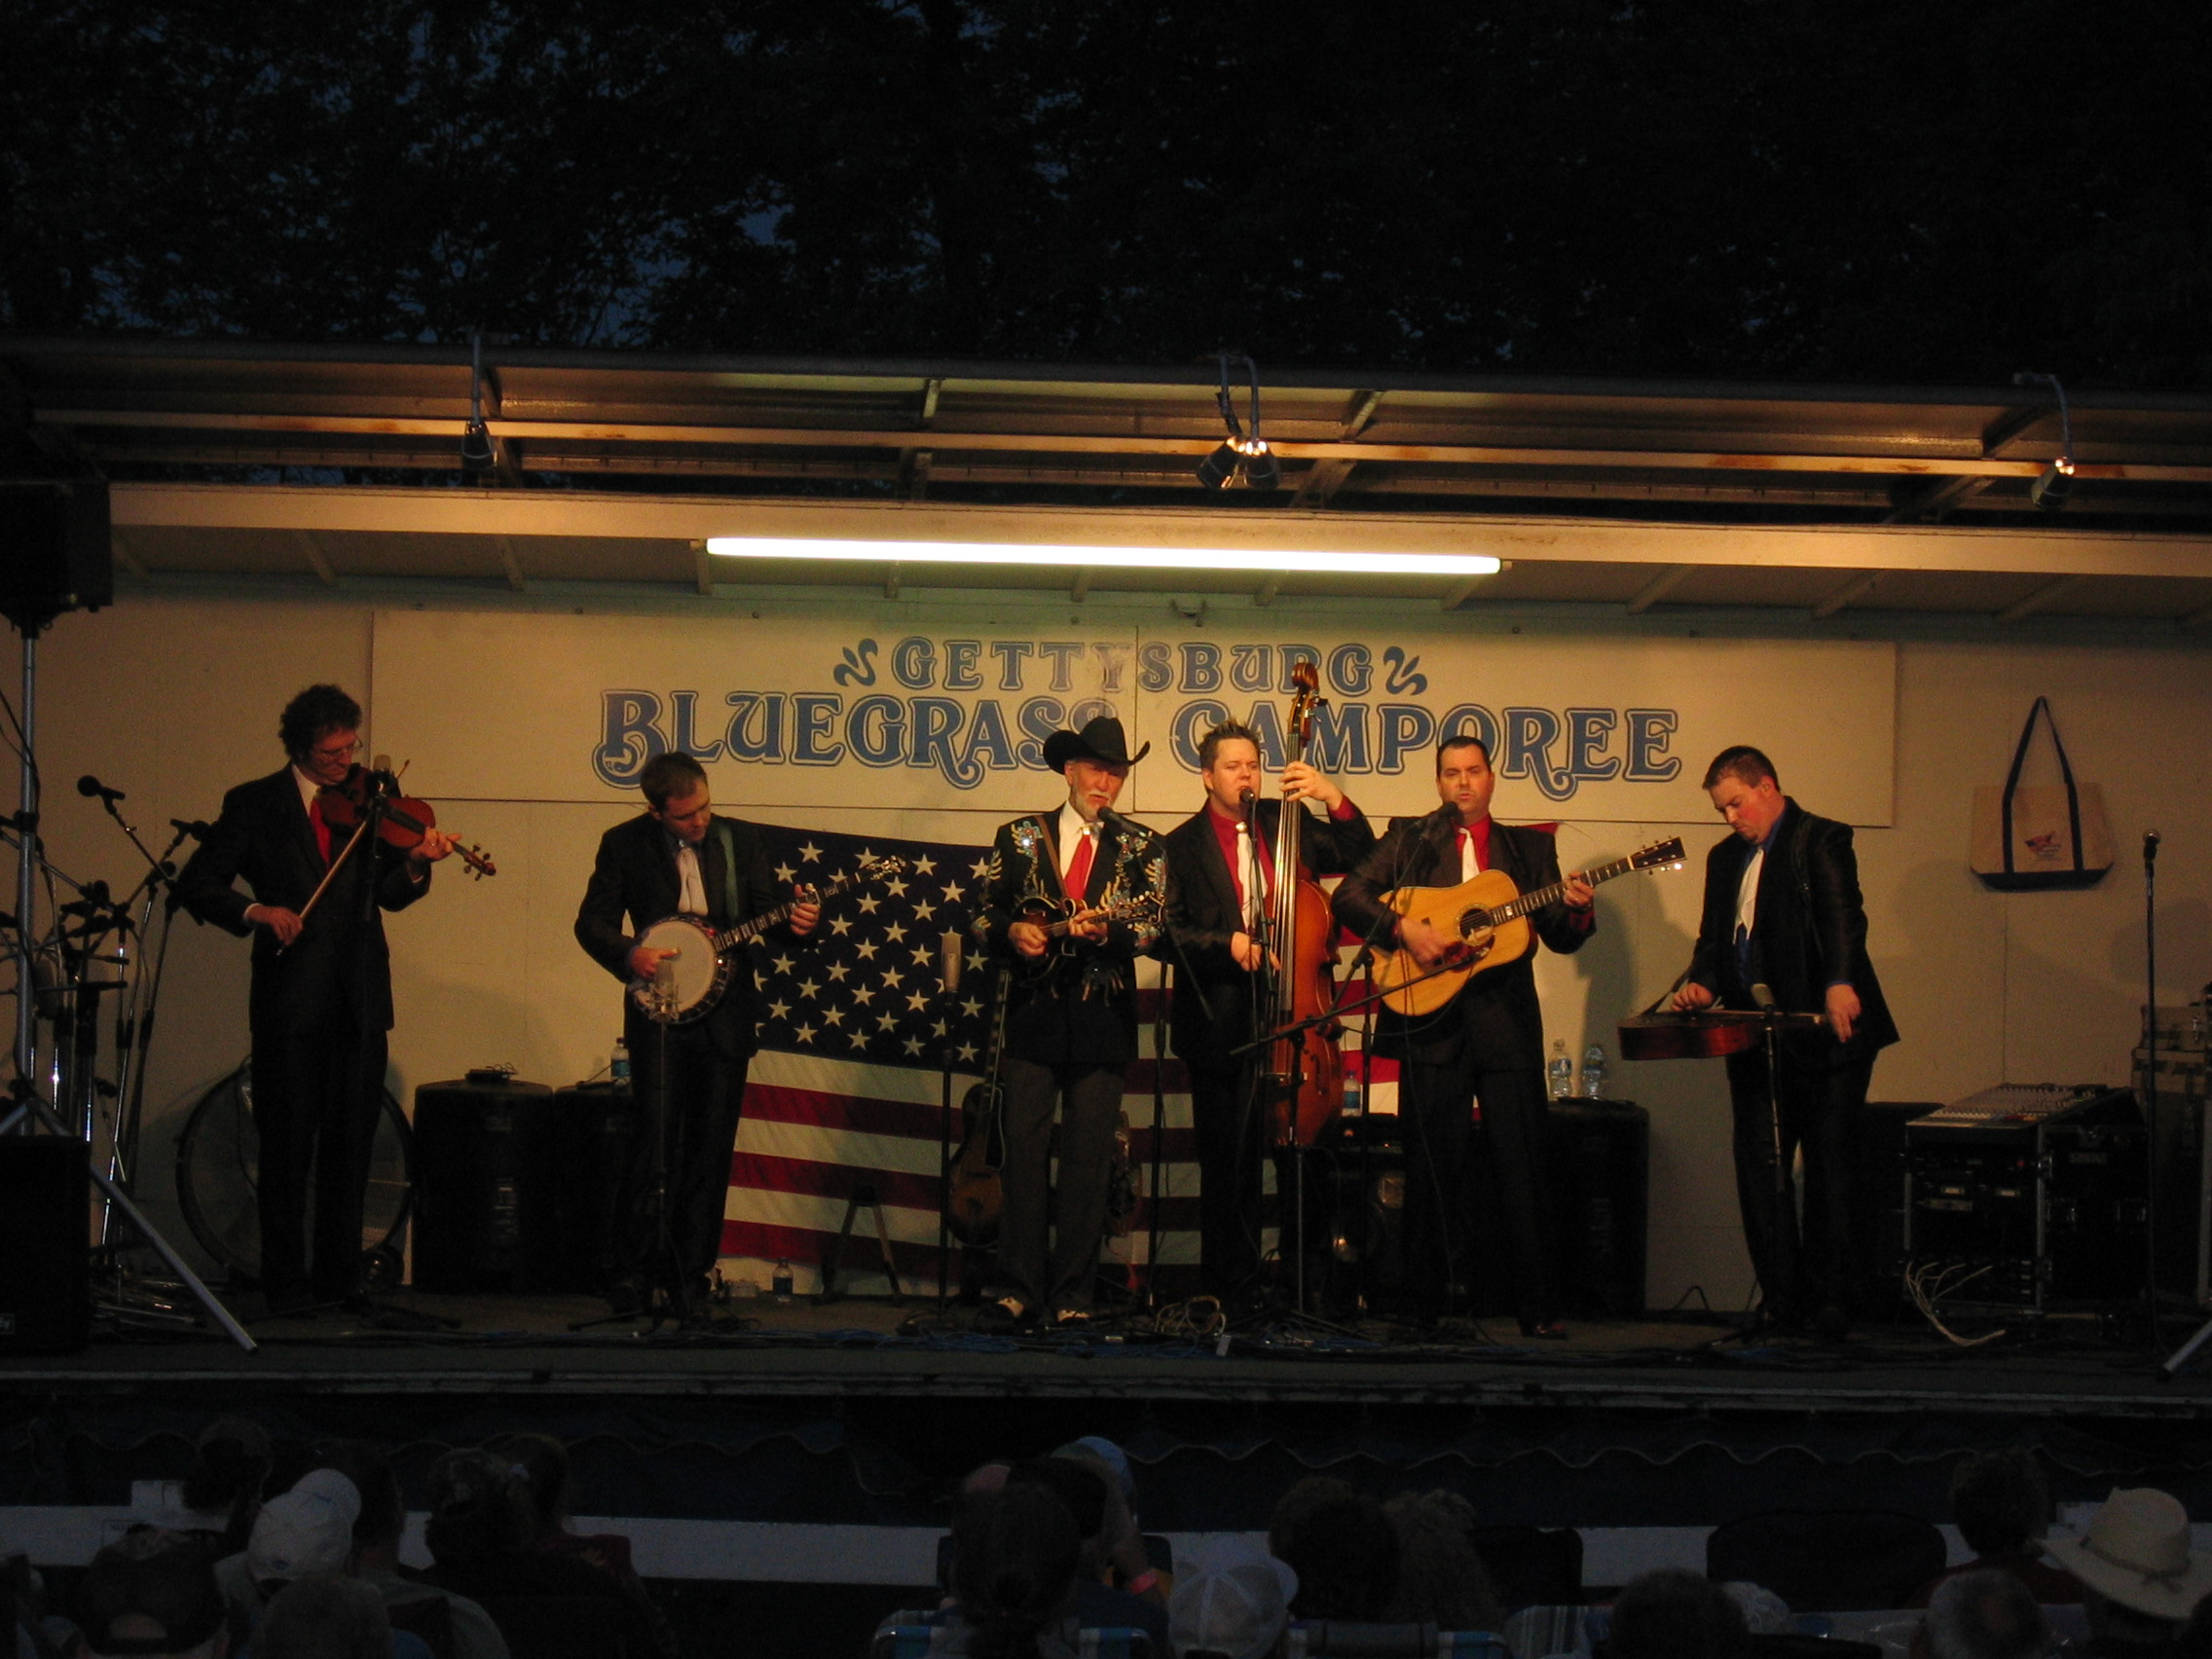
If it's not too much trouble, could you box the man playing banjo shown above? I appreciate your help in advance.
[574,753,821,1315]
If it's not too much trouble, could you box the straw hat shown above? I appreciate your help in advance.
[2043,1488,2212,1620]
[1170,1539,1298,1659]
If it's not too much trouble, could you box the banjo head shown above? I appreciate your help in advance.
[631,914,728,1022]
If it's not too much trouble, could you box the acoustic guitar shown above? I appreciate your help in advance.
[1368,837,1686,1017]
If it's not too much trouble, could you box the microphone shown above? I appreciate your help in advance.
[2145,830,2161,867]
[1237,788,1256,807]
[1096,805,1132,830]
[77,775,126,805]
[0,808,34,833]
[1750,981,1777,1012]
[171,818,211,841]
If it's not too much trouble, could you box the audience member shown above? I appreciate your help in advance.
[1380,1491,1504,1634]
[1909,1450,2083,1608]
[78,1530,228,1659]
[1923,1568,2051,1659]
[174,1421,276,1559]
[2045,1489,2212,1657]
[1168,1539,1295,1659]
[1048,1442,1166,1604]
[257,1577,399,1659]
[878,1486,1085,1658]
[418,1451,662,1659]
[1005,1459,1169,1653]
[215,1448,506,1659]
[1718,1581,1791,1637]
[1267,1483,1398,1623]
[1604,1569,1749,1659]
[471,1439,676,1659]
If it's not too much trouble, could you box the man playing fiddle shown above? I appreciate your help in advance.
[1161,719,1374,1304]
[176,683,457,1313]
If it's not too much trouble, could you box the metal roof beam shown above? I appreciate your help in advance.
[1625,564,1696,614]
[1997,573,2089,622]
[1811,571,1886,619]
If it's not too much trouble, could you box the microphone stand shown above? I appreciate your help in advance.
[2143,830,2163,1356]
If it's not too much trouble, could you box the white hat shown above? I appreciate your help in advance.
[2043,1488,2212,1621]
[1170,1539,1298,1659]
[246,1469,362,1584]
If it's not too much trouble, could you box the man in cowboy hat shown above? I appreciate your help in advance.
[972,715,1166,1329]
[2043,1488,2212,1655]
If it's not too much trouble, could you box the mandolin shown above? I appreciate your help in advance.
[1368,837,1686,1017]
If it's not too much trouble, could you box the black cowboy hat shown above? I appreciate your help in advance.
[1042,715,1151,772]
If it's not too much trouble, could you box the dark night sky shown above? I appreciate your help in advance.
[5,0,2209,386]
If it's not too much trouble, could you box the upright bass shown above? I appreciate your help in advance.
[1258,660,1346,1146]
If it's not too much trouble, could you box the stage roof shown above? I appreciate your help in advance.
[6,335,2212,624]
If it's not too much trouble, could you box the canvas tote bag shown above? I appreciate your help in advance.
[1970,696,2115,890]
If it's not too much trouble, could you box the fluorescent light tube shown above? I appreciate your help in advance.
[704,537,1501,576]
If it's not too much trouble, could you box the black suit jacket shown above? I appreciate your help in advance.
[1685,798,1899,1064]
[1161,798,1376,1071]
[974,807,1165,1067]
[1332,813,1592,1071]
[173,766,430,1038]
[573,811,792,1059]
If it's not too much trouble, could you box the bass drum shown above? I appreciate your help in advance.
[174,1059,416,1291]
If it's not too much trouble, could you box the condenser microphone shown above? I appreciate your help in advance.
[170,818,211,840]
[1750,981,1777,1012]
[1237,788,1256,807]
[2145,829,2161,867]
[77,775,126,804]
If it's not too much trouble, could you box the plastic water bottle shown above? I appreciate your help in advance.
[1547,1040,1573,1100]
[1342,1068,1364,1116]
[610,1037,631,1090]
[1580,1043,1607,1100]
[772,1259,794,1303]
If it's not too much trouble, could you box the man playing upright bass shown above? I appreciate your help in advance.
[973,716,1165,1330]
[1161,718,1374,1305]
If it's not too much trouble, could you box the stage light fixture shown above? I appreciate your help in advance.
[2012,371,2076,515]
[461,329,495,476]
[1196,352,1283,492]
[703,536,1502,578]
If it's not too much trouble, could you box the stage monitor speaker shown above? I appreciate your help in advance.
[0,478,112,633]
[0,1138,92,1355]
[533,1085,635,1294]
[410,1076,555,1294]
[1545,1098,1650,1317]
[1858,1101,1936,1322]
[1293,1115,1407,1318]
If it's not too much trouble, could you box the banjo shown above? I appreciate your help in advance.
[629,854,907,1024]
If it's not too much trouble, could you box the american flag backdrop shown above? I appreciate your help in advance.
[719,821,1398,1297]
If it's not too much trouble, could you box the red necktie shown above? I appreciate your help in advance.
[309,793,332,865]
[1064,827,1096,901]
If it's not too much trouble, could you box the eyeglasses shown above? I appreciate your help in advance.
[309,738,361,763]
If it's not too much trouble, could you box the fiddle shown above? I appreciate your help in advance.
[317,765,495,878]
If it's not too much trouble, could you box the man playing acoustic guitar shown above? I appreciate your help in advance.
[1332,732,1593,1336]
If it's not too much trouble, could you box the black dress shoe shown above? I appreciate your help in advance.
[1519,1318,1569,1341]
[977,1296,1033,1332]
[605,1275,646,1316]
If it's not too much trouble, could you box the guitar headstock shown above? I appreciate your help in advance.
[1633,837,1687,873]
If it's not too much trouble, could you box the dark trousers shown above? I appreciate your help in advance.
[618,1022,749,1288]
[1725,1044,1876,1320]
[999,1055,1124,1312]
[1189,1061,1268,1299]
[1399,1057,1557,1325]
[254,1019,387,1301]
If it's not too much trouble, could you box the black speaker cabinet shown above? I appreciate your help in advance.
[410,1077,555,1293]
[0,478,112,632]
[530,1085,636,1293]
[1292,1114,1408,1316]
[1545,1098,1650,1316]
[1858,1101,1936,1321]
[0,1138,92,1355]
